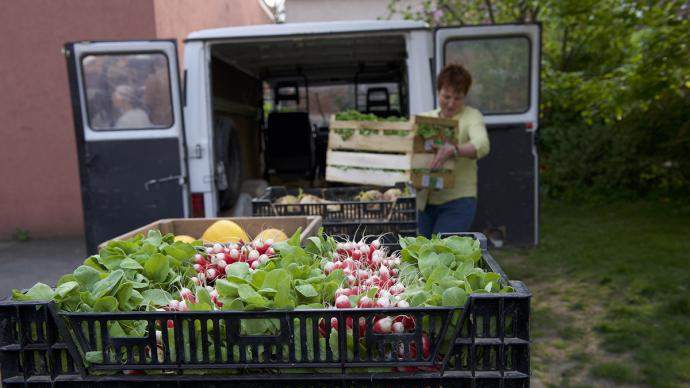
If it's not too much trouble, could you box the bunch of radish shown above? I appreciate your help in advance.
[191,240,276,286]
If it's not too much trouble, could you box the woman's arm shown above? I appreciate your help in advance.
[429,110,489,168]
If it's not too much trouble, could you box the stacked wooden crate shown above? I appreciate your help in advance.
[326,115,458,189]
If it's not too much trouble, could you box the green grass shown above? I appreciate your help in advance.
[496,198,690,387]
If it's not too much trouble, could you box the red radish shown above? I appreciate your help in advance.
[396,300,410,308]
[254,240,265,250]
[346,274,357,286]
[356,269,369,281]
[343,267,352,276]
[194,254,206,265]
[191,276,201,285]
[248,250,260,261]
[392,321,405,333]
[168,299,180,310]
[377,297,391,308]
[373,317,392,334]
[179,300,188,311]
[335,294,351,308]
[379,265,390,280]
[206,285,214,293]
[206,268,218,281]
[258,254,270,264]
[216,252,226,261]
[180,288,196,303]
[193,264,204,273]
[266,247,276,256]
[351,250,362,260]
[251,260,260,270]
[390,283,405,295]
[205,247,214,255]
[167,319,174,329]
[217,259,227,269]
[212,243,223,253]
[265,238,274,246]
[358,296,374,308]
[324,262,335,274]
[229,249,240,260]
[224,264,232,274]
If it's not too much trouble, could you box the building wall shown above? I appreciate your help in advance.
[0,0,157,239]
[0,0,270,239]
[285,0,420,22]
[153,0,271,60]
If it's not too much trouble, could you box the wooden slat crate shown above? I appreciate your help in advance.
[326,114,458,189]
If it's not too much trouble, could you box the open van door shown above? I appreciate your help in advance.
[64,40,188,254]
[435,24,540,246]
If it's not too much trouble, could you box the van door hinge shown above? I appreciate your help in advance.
[144,175,185,191]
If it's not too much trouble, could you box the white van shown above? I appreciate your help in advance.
[64,20,540,253]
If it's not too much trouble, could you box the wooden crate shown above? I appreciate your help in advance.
[98,216,322,249]
[327,115,457,189]
[413,115,459,153]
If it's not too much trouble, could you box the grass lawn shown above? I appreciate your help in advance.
[494,199,690,388]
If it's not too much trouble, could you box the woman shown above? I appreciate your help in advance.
[418,64,490,237]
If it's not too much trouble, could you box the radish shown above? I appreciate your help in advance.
[217,259,227,269]
[206,268,218,281]
[206,285,214,293]
[356,269,369,281]
[191,276,200,285]
[168,299,180,311]
[197,272,206,283]
[216,252,226,261]
[265,238,274,246]
[351,249,362,260]
[324,262,335,274]
[180,288,195,303]
[396,300,410,308]
[379,265,390,280]
[248,250,260,261]
[335,294,351,308]
[212,243,223,253]
[373,317,392,334]
[266,247,276,256]
[229,248,239,260]
[205,247,214,254]
[179,300,188,311]
[194,254,206,265]
[358,296,374,308]
[392,321,405,333]
[372,239,381,249]
[334,288,348,299]
[251,260,260,270]
[224,264,233,274]
[390,283,405,295]
[377,297,391,308]
[193,264,204,272]
[346,274,357,286]
[258,254,270,264]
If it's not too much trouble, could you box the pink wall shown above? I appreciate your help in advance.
[0,0,270,239]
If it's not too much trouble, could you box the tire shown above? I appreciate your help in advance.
[214,117,243,210]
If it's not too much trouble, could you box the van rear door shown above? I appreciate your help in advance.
[64,40,188,253]
[434,24,541,246]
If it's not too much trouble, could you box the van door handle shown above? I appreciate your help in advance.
[144,175,184,191]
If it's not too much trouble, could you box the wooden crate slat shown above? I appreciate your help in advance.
[327,150,412,170]
[328,131,413,153]
[411,171,456,190]
[413,115,459,129]
[410,153,455,170]
[325,166,409,187]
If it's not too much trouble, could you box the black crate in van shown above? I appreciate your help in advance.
[0,233,530,387]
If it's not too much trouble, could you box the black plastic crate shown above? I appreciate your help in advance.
[0,233,530,387]
[252,182,417,231]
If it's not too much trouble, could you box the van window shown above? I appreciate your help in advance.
[444,36,530,114]
[81,53,173,130]
[309,85,355,127]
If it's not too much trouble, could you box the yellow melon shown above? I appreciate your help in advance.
[201,220,249,243]
[255,228,288,243]
[174,235,196,243]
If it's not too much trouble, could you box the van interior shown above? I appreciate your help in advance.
[208,33,410,213]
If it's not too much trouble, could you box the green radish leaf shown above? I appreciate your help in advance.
[295,284,319,298]
[251,269,267,289]
[442,287,468,307]
[83,256,105,272]
[141,288,171,307]
[188,301,213,311]
[196,287,212,307]
[144,253,169,283]
[120,258,143,270]
[238,284,268,308]
[74,265,102,289]
[143,229,163,247]
[226,262,251,279]
[93,296,118,312]
[92,270,124,298]
[258,288,278,298]
[287,228,302,247]
[220,297,244,311]
[56,274,76,287]
[55,281,79,299]
[12,283,55,301]
[273,281,294,309]
[98,247,126,270]
[215,279,239,298]
[163,242,196,263]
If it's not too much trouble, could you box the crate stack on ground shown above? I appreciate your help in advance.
[252,182,417,241]
[0,233,530,387]
[326,115,458,190]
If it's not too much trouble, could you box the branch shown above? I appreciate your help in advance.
[484,0,496,24]
[441,1,464,25]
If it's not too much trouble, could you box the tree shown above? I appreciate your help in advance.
[388,0,690,197]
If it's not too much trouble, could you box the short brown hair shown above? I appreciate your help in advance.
[436,63,472,96]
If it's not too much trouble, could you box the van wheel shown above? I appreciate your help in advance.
[216,121,242,210]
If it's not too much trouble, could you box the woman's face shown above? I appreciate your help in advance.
[438,86,465,118]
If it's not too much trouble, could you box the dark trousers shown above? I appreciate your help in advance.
[418,197,477,238]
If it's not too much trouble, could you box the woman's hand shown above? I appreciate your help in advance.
[430,142,457,170]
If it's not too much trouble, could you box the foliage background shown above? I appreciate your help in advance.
[388,0,690,200]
